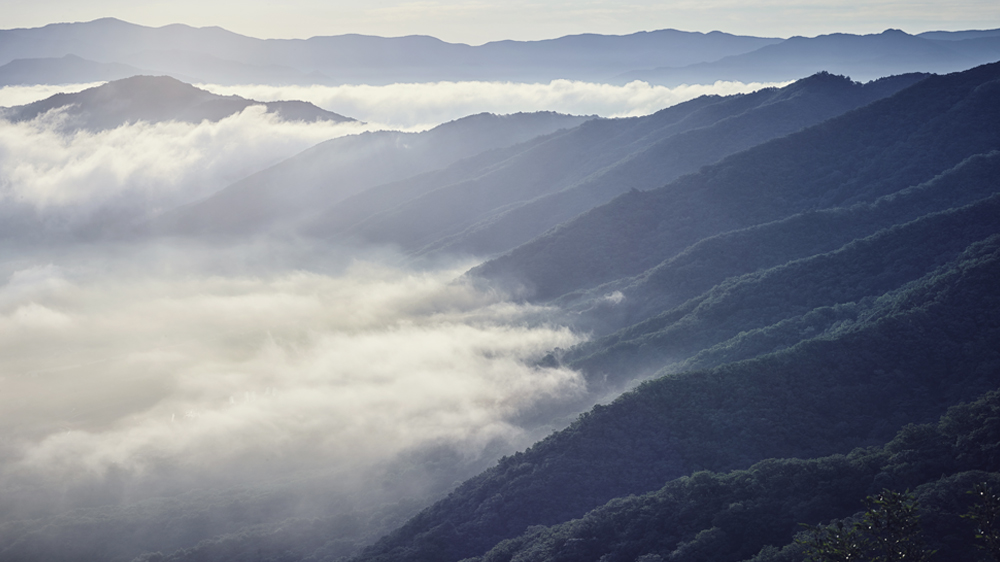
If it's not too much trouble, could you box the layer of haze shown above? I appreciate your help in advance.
[0,79,781,233]
[198,79,787,128]
[0,74,778,521]
[0,76,604,516]
[0,106,372,211]
[2,80,787,131]
[0,246,586,504]
[4,0,999,43]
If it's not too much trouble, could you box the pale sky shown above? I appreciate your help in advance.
[3,0,999,43]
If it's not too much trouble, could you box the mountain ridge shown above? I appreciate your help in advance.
[470,61,1000,301]
[341,60,1000,562]
[147,111,594,237]
[617,28,1000,85]
[0,75,355,130]
[0,19,781,85]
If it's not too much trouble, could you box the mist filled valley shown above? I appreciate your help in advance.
[1,18,1000,562]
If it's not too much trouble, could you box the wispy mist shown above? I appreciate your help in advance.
[0,106,381,232]
[0,74,764,528]
[0,83,105,107]
[0,246,585,501]
[198,79,790,128]
[0,79,784,237]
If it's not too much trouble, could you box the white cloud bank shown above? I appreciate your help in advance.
[0,253,585,493]
[0,83,105,107]
[0,106,381,229]
[1,80,786,131]
[200,79,789,129]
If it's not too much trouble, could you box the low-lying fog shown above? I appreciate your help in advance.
[0,242,584,511]
[0,77,780,529]
[198,79,786,128]
[1,78,786,130]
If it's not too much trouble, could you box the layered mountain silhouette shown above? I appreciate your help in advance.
[303,72,923,258]
[147,111,592,237]
[159,71,923,248]
[4,19,998,86]
[0,18,779,85]
[618,28,1000,85]
[0,75,354,130]
[472,62,1000,302]
[0,54,150,86]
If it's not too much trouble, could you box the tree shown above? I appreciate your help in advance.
[800,489,935,562]
[965,482,1000,561]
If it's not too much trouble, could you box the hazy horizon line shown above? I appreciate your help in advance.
[6,16,999,46]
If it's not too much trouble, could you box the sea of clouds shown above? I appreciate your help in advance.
[0,76,778,515]
[0,251,585,498]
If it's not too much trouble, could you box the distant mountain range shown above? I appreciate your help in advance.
[619,28,1000,85]
[1,18,998,86]
[0,75,354,130]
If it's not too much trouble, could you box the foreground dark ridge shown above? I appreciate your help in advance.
[468,389,1000,562]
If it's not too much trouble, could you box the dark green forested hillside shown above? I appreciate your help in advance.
[355,234,1000,562]
[566,177,1000,388]
[558,149,1000,336]
[352,62,1000,562]
[468,390,1000,562]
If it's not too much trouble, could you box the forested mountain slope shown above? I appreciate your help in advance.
[353,62,1000,562]
[563,152,1000,382]
[558,150,1000,336]
[355,227,1000,562]
[468,390,1000,562]
[304,72,922,257]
